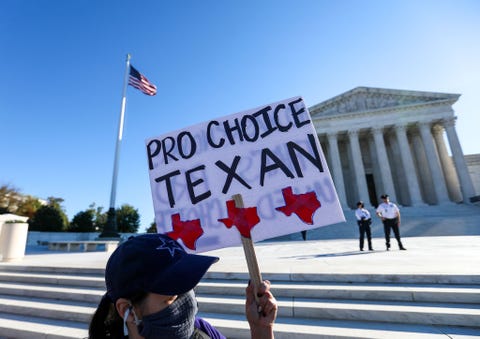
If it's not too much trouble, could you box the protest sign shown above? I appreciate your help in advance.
[146,96,345,253]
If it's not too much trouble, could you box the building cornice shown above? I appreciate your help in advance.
[312,98,455,123]
[309,86,460,119]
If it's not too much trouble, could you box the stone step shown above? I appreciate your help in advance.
[196,295,480,327]
[0,282,104,303]
[1,276,478,306]
[0,265,103,275]
[204,271,480,285]
[1,291,478,328]
[289,298,480,328]
[0,295,95,323]
[196,279,480,303]
[200,313,480,339]
[0,312,88,339]
[0,265,479,338]
[278,204,480,241]
[1,311,479,339]
[2,264,480,285]
[0,271,105,288]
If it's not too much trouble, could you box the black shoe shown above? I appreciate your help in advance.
[386,247,390,251]
[400,247,407,250]
[360,249,364,251]
[369,248,374,251]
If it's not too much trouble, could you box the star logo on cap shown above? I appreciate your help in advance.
[155,236,186,257]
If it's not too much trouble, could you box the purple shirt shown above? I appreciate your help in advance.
[195,317,226,339]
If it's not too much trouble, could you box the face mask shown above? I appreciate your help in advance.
[138,290,198,339]
[123,306,142,336]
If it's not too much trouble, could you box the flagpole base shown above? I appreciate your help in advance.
[99,208,120,238]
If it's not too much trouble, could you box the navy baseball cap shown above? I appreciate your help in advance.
[106,234,219,302]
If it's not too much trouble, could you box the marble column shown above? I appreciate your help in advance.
[371,127,397,202]
[395,124,424,206]
[347,129,370,202]
[418,122,451,204]
[327,132,348,208]
[444,118,476,202]
[411,130,433,203]
[432,124,462,202]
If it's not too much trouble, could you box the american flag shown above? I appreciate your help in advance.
[128,65,157,96]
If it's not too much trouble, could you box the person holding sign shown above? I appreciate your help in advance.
[354,201,373,251]
[88,234,277,339]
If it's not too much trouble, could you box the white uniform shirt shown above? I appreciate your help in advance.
[355,208,371,221]
[376,202,399,219]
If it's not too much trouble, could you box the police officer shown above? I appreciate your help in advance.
[376,194,406,251]
[355,201,373,251]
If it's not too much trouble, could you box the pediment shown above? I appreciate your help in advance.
[309,87,460,118]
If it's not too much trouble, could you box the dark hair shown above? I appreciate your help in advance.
[356,201,364,208]
[89,291,148,338]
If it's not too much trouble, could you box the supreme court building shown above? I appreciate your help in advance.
[309,87,478,209]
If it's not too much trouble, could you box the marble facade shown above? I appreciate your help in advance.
[465,154,480,202]
[309,87,477,208]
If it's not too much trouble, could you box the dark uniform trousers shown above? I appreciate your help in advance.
[358,219,372,250]
[383,217,403,249]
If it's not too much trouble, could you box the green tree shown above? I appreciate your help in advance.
[17,195,43,219]
[46,196,65,210]
[46,196,69,227]
[30,205,68,231]
[69,209,96,232]
[0,184,22,214]
[146,220,157,233]
[91,203,107,232]
[29,197,68,231]
[116,204,140,233]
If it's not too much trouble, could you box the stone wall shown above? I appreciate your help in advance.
[26,231,137,246]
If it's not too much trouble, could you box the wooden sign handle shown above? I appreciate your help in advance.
[232,194,263,305]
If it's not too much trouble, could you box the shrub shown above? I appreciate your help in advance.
[69,210,96,232]
[29,205,68,232]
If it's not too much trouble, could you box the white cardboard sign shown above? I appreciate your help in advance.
[146,97,344,253]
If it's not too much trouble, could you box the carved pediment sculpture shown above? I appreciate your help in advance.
[310,87,460,118]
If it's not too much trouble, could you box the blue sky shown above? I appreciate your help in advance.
[1,0,479,230]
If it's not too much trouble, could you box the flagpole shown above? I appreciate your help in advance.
[99,54,131,238]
